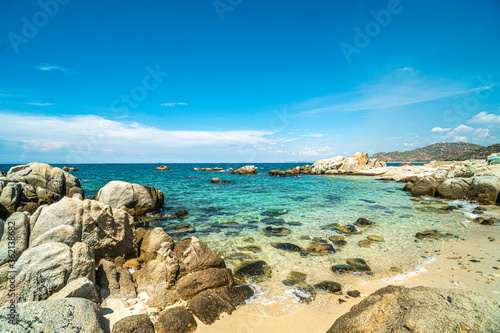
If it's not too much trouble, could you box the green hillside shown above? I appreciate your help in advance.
[371,142,499,162]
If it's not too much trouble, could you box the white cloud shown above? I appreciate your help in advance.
[431,127,451,132]
[0,111,273,157]
[440,124,474,142]
[468,111,500,124]
[298,146,334,156]
[26,102,55,106]
[296,70,494,115]
[472,128,490,140]
[35,63,74,74]
[161,102,188,107]
[453,136,468,142]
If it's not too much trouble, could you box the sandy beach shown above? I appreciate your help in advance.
[196,206,500,333]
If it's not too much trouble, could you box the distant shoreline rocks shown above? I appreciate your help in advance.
[154,165,171,171]
[199,167,224,171]
[232,165,257,175]
[62,166,79,171]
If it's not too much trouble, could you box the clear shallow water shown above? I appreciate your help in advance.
[0,163,473,315]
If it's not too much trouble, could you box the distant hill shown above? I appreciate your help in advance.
[371,142,500,162]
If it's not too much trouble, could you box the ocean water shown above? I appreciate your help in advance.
[0,163,475,315]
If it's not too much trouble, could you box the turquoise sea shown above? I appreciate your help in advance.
[0,163,473,315]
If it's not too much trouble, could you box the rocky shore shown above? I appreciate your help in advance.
[0,157,499,332]
[0,163,254,332]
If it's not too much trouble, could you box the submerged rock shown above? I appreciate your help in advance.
[346,258,372,272]
[282,271,307,286]
[261,209,288,216]
[355,218,375,227]
[263,226,291,237]
[293,284,317,304]
[235,260,271,280]
[326,285,500,333]
[237,245,262,253]
[269,170,287,177]
[367,235,383,242]
[314,281,342,293]
[307,240,335,255]
[358,239,372,248]
[271,242,303,252]
[480,218,496,225]
[329,235,347,246]
[334,225,360,234]
[415,229,443,239]
[331,265,357,274]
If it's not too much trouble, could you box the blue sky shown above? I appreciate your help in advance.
[1,0,499,163]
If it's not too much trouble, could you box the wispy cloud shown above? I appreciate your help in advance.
[26,102,55,106]
[298,146,334,156]
[295,70,494,115]
[34,63,74,74]
[299,133,328,138]
[0,111,273,155]
[161,102,188,107]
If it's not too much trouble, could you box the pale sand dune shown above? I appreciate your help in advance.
[197,206,500,333]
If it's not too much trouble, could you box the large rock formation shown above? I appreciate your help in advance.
[467,176,500,205]
[326,285,500,333]
[29,197,137,262]
[0,298,105,333]
[399,157,500,204]
[96,180,164,215]
[0,212,30,266]
[0,162,83,218]
[6,241,95,303]
[303,153,386,175]
[411,176,439,197]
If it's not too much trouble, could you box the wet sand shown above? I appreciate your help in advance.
[197,206,500,333]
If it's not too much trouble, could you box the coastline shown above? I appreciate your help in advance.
[196,206,500,332]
